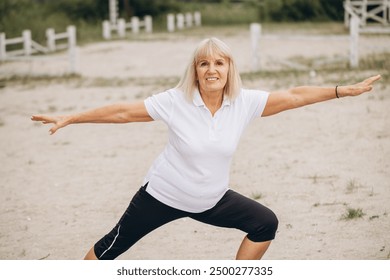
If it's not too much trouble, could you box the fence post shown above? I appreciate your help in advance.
[344,0,350,28]
[117,18,126,37]
[250,23,261,71]
[185,13,193,28]
[349,15,359,68]
[177,13,185,30]
[109,0,118,25]
[144,15,153,33]
[131,17,140,34]
[67,26,77,73]
[67,26,76,48]
[194,11,202,26]
[0,33,6,61]
[46,28,55,52]
[388,0,390,22]
[361,0,367,26]
[22,30,32,56]
[167,14,175,32]
[102,20,111,39]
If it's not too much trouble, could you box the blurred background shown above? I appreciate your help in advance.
[1,0,344,44]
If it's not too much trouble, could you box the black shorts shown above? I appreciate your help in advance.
[94,184,278,260]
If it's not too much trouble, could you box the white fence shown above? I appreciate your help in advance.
[250,17,362,71]
[0,26,77,73]
[109,0,118,26]
[167,12,202,32]
[344,0,390,33]
[102,16,152,39]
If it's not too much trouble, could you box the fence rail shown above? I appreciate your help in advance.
[0,26,77,73]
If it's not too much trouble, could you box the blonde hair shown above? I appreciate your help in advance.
[176,37,242,102]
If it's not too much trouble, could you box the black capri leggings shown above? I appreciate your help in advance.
[94,184,278,260]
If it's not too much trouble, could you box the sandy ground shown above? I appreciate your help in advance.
[0,26,389,260]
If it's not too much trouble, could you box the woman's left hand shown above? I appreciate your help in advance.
[338,74,381,97]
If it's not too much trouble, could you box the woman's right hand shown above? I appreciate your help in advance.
[31,115,70,135]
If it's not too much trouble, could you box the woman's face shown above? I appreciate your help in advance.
[195,54,229,95]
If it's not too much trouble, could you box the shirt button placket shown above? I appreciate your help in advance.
[209,116,218,141]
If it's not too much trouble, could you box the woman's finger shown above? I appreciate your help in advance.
[31,115,50,122]
[31,115,43,121]
[49,127,57,135]
[364,74,381,85]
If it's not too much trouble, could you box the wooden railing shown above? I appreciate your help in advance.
[344,0,390,32]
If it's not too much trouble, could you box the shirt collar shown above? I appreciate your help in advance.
[192,89,231,107]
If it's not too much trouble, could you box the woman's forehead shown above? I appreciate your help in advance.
[193,39,232,64]
[195,49,229,62]
[197,54,227,61]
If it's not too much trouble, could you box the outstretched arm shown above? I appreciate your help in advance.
[262,74,381,117]
[31,101,153,135]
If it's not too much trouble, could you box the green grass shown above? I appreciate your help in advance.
[261,22,347,35]
[345,179,362,194]
[188,2,259,26]
[341,207,365,220]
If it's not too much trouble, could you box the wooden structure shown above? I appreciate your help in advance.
[0,26,77,73]
[250,16,361,70]
[167,12,202,32]
[102,15,152,39]
[344,0,390,32]
[0,26,76,58]
[103,0,153,39]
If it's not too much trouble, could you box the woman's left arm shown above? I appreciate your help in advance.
[262,74,381,117]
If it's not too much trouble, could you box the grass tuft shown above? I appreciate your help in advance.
[341,207,365,220]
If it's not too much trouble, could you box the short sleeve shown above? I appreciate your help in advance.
[241,89,269,122]
[144,90,174,123]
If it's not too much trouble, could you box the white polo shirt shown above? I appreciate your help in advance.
[143,88,269,213]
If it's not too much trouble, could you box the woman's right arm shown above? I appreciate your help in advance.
[31,101,153,135]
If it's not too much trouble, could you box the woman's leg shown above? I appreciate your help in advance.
[191,190,278,260]
[86,185,187,260]
[84,247,98,260]
[236,237,271,260]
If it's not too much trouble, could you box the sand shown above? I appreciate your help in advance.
[0,26,389,260]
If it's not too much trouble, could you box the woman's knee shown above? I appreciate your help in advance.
[265,209,279,234]
[247,208,279,242]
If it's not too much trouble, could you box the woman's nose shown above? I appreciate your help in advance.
[208,63,216,72]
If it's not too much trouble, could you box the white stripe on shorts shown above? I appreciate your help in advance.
[99,225,121,259]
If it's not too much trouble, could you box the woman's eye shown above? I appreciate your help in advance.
[200,62,208,67]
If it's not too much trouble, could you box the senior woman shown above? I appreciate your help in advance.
[31,37,380,260]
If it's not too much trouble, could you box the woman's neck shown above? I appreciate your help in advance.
[200,90,223,116]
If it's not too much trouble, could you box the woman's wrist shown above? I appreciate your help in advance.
[63,114,75,126]
[335,85,347,98]
[335,85,340,98]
